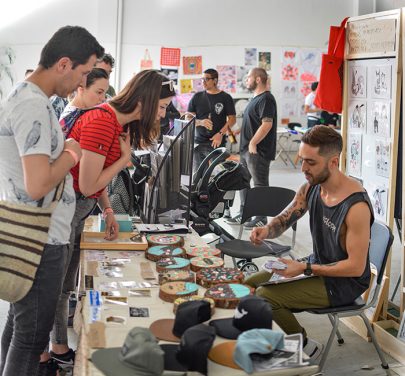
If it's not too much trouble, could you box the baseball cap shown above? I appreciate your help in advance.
[161,323,216,376]
[209,295,272,339]
[233,329,285,374]
[150,300,211,342]
[92,327,186,376]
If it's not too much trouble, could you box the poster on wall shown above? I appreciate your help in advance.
[349,65,367,98]
[281,64,298,81]
[375,139,390,178]
[245,48,257,66]
[192,78,204,92]
[216,65,236,93]
[258,52,271,71]
[236,66,253,94]
[369,101,391,138]
[347,133,362,177]
[176,93,193,112]
[183,56,202,75]
[299,81,314,98]
[282,49,298,64]
[366,183,389,222]
[299,49,321,71]
[348,101,367,130]
[160,47,181,67]
[160,68,178,85]
[369,65,391,100]
[281,100,298,118]
[180,79,193,94]
[281,82,298,98]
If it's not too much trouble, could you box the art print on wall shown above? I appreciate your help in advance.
[180,79,193,94]
[282,49,298,64]
[160,47,181,67]
[281,100,298,118]
[299,81,314,98]
[281,82,298,98]
[244,48,257,66]
[369,65,391,99]
[258,52,271,71]
[348,100,366,130]
[281,64,298,81]
[216,65,236,93]
[369,101,390,138]
[347,133,362,177]
[299,49,321,71]
[236,66,253,94]
[370,184,388,222]
[375,139,390,178]
[349,65,366,98]
[183,56,202,75]
[192,78,204,92]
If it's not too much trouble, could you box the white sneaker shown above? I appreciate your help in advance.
[304,338,324,361]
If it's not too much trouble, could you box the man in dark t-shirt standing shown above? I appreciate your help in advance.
[227,67,277,228]
[187,68,236,171]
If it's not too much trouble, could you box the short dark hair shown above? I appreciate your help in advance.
[39,26,104,69]
[98,53,115,68]
[311,81,319,91]
[85,68,109,88]
[109,70,175,149]
[301,125,342,156]
[203,68,218,80]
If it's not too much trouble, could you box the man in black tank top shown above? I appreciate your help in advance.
[245,125,373,359]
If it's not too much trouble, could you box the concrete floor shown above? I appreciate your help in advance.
[0,155,404,375]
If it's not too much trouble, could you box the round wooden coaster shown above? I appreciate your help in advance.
[186,246,221,259]
[196,267,244,288]
[156,257,190,273]
[146,234,184,247]
[145,246,186,262]
[204,283,252,309]
[158,270,195,285]
[190,256,224,272]
[159,281,199,303]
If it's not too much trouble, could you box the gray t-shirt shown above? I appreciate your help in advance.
[0,82,75,245]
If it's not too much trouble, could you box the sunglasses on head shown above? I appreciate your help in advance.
[162,80,174,91]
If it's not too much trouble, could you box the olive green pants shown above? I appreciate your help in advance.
[244,271,330,338]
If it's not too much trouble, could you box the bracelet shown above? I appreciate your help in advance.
[219,130,225,136]
[63,149,79,166]
[102,207,114,219]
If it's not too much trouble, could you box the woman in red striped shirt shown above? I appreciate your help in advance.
[49,70,176,370]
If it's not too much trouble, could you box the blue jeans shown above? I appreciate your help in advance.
[239,151,271,212]
[0,244,68,376]
[50,197,97,345]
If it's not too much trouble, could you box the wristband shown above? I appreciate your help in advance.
[63,148,79,166]
[102,207,114,219]
[219,130,225,136]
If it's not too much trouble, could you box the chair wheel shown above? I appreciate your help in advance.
[240,262,259,274]
[337,338,344,345]
[237,259,247,268]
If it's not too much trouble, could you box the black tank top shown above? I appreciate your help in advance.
[307,185,374,307]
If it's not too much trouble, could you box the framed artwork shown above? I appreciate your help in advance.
[160,47,181,67]
[281,82,298,98]
[180,79,192,94]
[371,184,388,222]
[348,100,367,131]
[183,56,202,75]
[375,139,390,178]
[369,101,391,138]
[347,133,362,177]
[245,48,257,66]
[369,64,391,99]
[349,65,367,98]
[216,65,236,93]
[258,51,271,71]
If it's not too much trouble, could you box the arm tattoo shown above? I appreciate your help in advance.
[262,117,273,123]
[267,183,308,238]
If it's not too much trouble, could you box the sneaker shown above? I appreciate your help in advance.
[38,359,59,376]
[243,216,267,229]
[225,214,242,225]
[50,348,75,371]
[303,338,324,361]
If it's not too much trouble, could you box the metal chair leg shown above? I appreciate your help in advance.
[360,313,390,375]
[318,314,340,372]
[327,314,344,344]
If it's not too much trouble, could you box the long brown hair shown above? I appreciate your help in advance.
[109,70,175,148]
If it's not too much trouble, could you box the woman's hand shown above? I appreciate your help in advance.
[104,213,119,240]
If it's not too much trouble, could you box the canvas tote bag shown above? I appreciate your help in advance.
[0,180,65,302]
[314,17,349,113]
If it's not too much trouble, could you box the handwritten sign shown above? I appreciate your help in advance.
[348,18,396,56]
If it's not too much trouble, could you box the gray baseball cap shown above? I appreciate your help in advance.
[92,327,165,376]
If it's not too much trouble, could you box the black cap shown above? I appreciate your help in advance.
[172,300,211,337]
[161,323,216,376]
[209,295,272,339]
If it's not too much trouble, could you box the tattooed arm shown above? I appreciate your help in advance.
[250,183,309,245]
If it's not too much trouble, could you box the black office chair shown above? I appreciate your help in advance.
[217,186,297,273]
[300,221,393,374]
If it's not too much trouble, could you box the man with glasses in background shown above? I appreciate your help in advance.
[187,68,236,170]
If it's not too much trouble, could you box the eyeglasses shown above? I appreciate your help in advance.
[201,77,214,82]
[162,80,174,91]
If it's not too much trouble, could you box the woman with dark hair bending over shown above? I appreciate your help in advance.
[48,70,176,371]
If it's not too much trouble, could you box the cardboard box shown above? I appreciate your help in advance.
[374,320,405,363]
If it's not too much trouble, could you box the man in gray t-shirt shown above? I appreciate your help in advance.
[0,26,104,375]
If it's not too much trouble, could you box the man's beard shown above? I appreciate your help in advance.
[306,166,330,185]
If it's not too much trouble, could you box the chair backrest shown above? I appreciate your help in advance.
[241,186,296,226]
[369,221,394,285]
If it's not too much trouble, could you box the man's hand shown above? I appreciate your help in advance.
[198,118,213,130]
[104,213,119,240]
[248,141,257,154]
[274,259,305,278]
[250,226,270,245]
[210,133,223,148]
